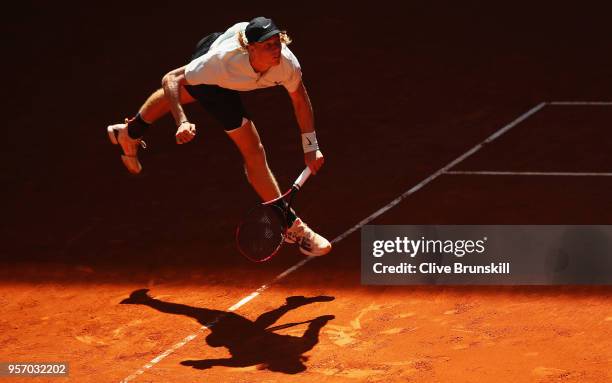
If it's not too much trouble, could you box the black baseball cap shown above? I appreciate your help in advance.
[245,17,281,43]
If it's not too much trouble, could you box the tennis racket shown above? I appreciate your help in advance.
[236,167,312,262]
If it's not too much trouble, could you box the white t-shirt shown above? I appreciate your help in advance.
[185,22,302,93]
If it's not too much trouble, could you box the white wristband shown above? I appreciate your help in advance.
[301,132,319,153]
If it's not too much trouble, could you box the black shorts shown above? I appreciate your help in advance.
[184,32,249,131]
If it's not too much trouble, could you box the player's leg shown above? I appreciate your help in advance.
[198,86,331,256]
[189,84,284,202]
[107,31,222,174]
[138,87,197,126]
[225,119,282,202]
[226,120,331,256]
[124,87,197,139]
[107,87,195,174]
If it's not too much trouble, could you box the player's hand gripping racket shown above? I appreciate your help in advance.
[236,167,312,262]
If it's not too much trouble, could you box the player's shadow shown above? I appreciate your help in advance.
[120,289,335,374]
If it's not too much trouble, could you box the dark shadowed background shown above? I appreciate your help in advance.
[2,1,612,273]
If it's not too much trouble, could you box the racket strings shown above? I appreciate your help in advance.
[236,205,287,262]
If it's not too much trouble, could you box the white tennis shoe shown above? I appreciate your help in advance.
[107,119,146,174]
[285,218,331,256]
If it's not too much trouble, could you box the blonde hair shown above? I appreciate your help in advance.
[238,30,292,51]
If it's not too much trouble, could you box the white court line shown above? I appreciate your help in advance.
[331,102,546,243]
[548,101,612,106]
[446,171,612,177]
[120,102,546,383]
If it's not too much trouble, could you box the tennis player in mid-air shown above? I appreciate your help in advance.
[107,17,331,256]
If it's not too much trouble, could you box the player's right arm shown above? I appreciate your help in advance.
[162,66,196,144]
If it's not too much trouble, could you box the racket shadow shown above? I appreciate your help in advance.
[120,289,335,374]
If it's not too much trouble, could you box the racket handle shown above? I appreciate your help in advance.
[293,167,312,189]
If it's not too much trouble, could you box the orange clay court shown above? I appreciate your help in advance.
[2,2,612,382]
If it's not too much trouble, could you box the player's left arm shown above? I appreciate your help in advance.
[288,81,324,174]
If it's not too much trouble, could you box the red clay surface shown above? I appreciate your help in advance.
[2,1,612,382]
